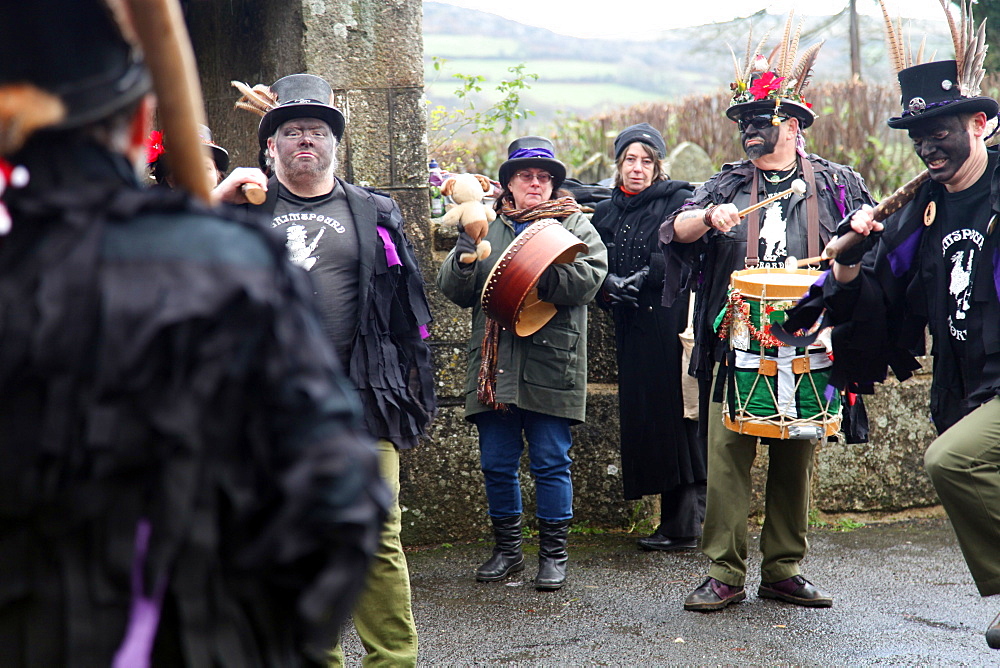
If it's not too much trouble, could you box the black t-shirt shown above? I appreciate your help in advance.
[757,167,796,268]
[933,163,993,361]
[270,181,360,363]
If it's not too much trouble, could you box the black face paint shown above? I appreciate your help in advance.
[742,121,780,160]
[908,115,972,185]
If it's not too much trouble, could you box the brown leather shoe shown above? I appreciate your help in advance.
[684,577,746,612]
[987,610,1000,649]
[758,575,833,608]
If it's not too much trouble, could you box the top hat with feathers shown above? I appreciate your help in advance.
[725,12,822,130]
[233,74,346,149]
[880,0,998,129]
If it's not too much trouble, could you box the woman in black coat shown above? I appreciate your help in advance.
[592,123,706,551]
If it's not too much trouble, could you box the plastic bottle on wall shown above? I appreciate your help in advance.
[429,159,445,217]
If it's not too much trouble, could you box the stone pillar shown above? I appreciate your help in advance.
[187,1,428,245]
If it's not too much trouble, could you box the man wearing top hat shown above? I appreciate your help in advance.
[220,72,436,666]
[801,42,1000,650]
[659,35,873,612]
[0,2,388,665]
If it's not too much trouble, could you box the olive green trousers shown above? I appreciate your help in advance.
[925,397,1000,597]
[702,369,817,586]
[329,440,417,667]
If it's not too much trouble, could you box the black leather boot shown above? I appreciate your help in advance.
[535,518,570,591]
[476,515,525,582]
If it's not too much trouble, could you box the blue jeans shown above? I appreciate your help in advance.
[473,407,574,522]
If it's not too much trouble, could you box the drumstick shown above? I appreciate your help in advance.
[822,170,930,260]
[124,0,212,203]
[241,183,266,205]
[737,179,807,219]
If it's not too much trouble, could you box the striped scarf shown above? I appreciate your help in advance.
[499,195,581,224]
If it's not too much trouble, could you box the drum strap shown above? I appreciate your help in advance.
[745,170,760,268]
[799,158,820,259]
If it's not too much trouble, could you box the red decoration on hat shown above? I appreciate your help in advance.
[749,72,786,101]
[146,130,165,165]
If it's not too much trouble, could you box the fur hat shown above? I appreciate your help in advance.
[497,136,567,192]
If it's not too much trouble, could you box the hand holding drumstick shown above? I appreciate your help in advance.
[704,179,807,234]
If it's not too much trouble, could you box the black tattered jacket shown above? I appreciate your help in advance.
[255,176,436,449]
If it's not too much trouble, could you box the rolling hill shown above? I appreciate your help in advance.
[422,1,951,121]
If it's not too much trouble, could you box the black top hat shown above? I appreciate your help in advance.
[614,123,666,159]
[198,125,230,173]
[498,136,567,192]
[0,1,151,131]
[257,74,346,148]
[888,60,1000,129]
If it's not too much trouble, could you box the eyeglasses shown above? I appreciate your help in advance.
[737,114,790,132]
[513,171,553,184]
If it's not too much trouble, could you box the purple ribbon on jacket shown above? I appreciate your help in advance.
[377,226,429,339]
[886,227,924,277]
[377,226,402,267]
[112,519,168,668]
[508,147,556,159]
[995,248,1000,300]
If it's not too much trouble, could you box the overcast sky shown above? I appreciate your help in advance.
[429,0,951,40]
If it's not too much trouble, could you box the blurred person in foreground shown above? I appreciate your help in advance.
[0,2,387,665]
[437,136,607,591]
[591,123,706,552]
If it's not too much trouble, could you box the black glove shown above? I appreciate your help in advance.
[454,223,478,265]
[602,273,640,308]
[832,209,879,266]
[623,266,650,293]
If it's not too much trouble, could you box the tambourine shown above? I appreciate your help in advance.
[481,219,587,337]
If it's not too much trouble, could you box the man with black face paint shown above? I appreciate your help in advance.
[812,51,1000,649]
[658,34,873,612]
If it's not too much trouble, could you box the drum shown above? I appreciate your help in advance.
[481,219,587,337]
[719,267,841,440]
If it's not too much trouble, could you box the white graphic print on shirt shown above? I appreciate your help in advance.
[284,224,324,270]
[759,201,788,266]
[942,227,984,341]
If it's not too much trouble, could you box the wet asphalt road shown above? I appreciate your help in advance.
[338,517,1000,666]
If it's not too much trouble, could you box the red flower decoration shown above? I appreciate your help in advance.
[748,72,785,100]
[146,130,165,165]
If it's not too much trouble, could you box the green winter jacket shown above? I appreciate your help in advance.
[437,211,608,423]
